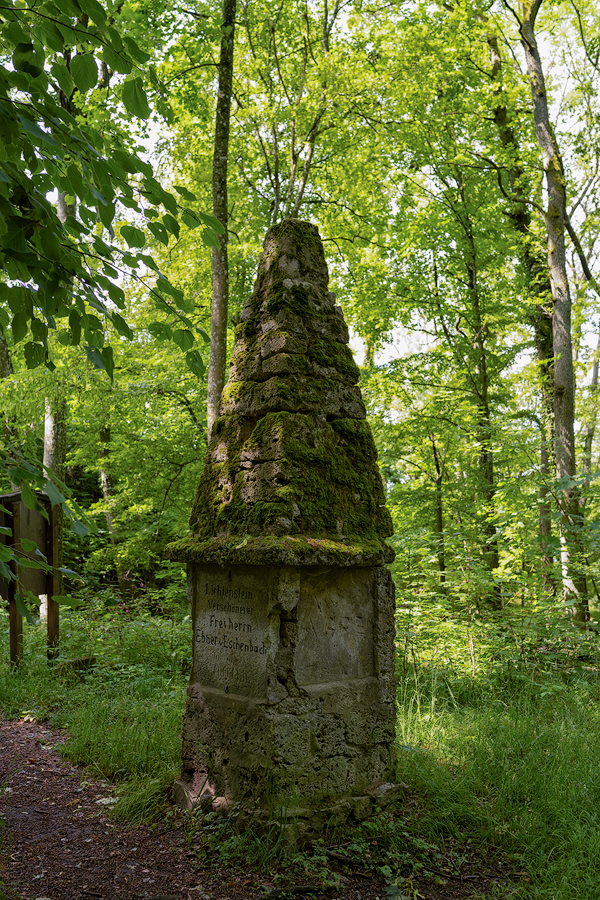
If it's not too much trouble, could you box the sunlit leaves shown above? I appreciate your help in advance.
[0,0,218,383]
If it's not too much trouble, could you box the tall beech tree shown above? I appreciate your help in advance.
[487,33,556,595]
[511,0,589,619]
[206,0,237,438]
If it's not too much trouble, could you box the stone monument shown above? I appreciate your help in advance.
[171,219,398,831]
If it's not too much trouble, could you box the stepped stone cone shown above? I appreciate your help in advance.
[172,219,398,832]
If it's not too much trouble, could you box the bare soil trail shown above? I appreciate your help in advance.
[0,717,514,900]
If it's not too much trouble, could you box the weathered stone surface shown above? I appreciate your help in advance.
[172,220,399,832]
[179,564,397,815]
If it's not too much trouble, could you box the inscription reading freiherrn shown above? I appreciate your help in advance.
[196,583,266,655]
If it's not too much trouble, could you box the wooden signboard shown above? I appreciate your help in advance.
[1,491,60,665]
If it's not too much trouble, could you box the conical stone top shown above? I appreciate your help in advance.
[174,219,394,566]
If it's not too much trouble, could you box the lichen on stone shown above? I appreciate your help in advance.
[173,219,394,567]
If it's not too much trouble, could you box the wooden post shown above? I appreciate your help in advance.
[45,498,60,660]
[8,499,22,666]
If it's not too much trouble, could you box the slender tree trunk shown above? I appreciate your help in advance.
[206,0,237,439]
[581,331,600,488]
[488,35,556,595]
[533,308,556,593]
[518,0,588,620]
[429,432,446,585]
[99,425,130,601]
[40,396,66,622]
[458,174,501,605]
[0,331,12,379]
[0,331,18,490]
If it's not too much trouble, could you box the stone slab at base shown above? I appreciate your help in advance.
[177,562,396,823]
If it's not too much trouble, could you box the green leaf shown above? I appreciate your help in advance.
[112,148,142,175]
[71,518,90,538]
[101,345,114,380]
[20,483,39,511]
[17,115,59,146]
[37,21,65,54]
[186,350,206,378]
[20,538,38,552]
[42,480,67,506]
[24,342,46,369]
[120,224,146,248]
[85,346,105,370]
[13,43,44,78]
[107,283,126,309]
[102,44,131,75]
[195,212,225,234]
[77,0,107,27]
[69,310,81,345]
[122,78,151,119]
[52,594,86,608]
[39,226,62,261]
[156,277,184,304]
[173,328,194,351]
[31,318,47,341]
[122,36,151,64]
[15,593,35,625]
[147,322,172,341]
[147,220,169,245]
[71,54,98,93]
[162,214,180,239]
[174,185,197,202]
[111,313,133,340]
[202,228,220,248]
[182,211,201,230]
[51,63,74,97]
[12,312,28,344]
[18,555,45,570]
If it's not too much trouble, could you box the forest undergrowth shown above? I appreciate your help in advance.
[1,592,600,900]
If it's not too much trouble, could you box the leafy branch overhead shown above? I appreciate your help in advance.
[0,0,223,380]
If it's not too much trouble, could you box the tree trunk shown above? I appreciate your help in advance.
[533,307,556,594]
[458,173,501,606]
[0,331,17,478]
[40,396,67,622]
[99,425,131,601]
[581,331,600,488]
[488,34,556,596]
[519,0,588,620]
[0,331,12,379]
[206,0,237,439]
[429,431,446,585]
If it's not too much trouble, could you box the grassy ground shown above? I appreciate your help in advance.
[1,596,600,898]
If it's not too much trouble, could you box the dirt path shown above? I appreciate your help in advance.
[0,717,512,900]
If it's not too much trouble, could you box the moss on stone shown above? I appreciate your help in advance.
[183,219,394,567]
[167,533,394,567]
[309,336,360,383]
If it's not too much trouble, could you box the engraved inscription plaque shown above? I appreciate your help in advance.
[193,567,271,698]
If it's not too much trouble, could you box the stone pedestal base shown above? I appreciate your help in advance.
[177,563,396,823]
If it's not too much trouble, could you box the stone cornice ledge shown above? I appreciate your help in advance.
[167,533,395,567]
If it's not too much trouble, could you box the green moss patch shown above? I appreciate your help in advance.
[167,533,395,567]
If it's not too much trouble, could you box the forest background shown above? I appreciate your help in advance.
[2,0,600,621]
[2,0,600,897]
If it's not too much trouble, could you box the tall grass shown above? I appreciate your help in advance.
[397,601,600,899]
[2,596,600,896]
